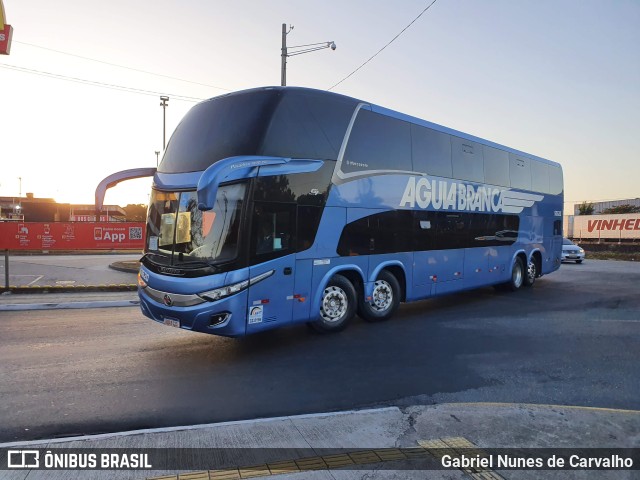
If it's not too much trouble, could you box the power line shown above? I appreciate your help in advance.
[328,0,439,91]
[14,40,232,92]
[0,63,204,102]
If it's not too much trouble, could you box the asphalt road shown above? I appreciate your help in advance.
[0,260,638,443]
[0,253,139,287]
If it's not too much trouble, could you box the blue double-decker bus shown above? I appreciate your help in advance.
[97,86,563,336]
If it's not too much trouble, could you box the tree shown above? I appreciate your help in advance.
[577,202,594,215]
[122,204,147,221]
[601,204,640,214]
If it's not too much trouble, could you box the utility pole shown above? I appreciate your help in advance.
[160,96,169,150]
[155,150,160,167]
[280,23,335,87]
[281,23,289,86]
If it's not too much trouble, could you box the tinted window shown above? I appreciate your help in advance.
[483,145,510,187]
[251,202,296,262]
[160,90,279,173]
[549,165,563,195]
[253,161,334,206]
[337,210,412,256]
[554,220,562,236]
[342,110,412,174]
[297,205,324,252]
[467,213,520,248]
[411,125,452,177]
[531,160,550,194]
[434,212,469,249]
[413,211,436,251]
[261,91,356,161]
[160,89,358,174]
[338,210,520,256]
[509,154,532,191]
[451,137,484,183]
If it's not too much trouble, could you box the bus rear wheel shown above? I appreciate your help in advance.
[501,256,525,292]
[523,258,536,287]
[310,274,356,333]
[358,270,400,322]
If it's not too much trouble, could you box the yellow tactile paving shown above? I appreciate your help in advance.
[238,464,270,478]
[146,436,506,479]
[178,472,210,480]
[321,453,354,468]
[293,456,326,470]
[266,460,299,475]
[209,469,241,480]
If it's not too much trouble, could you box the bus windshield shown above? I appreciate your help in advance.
[145,183,246,266]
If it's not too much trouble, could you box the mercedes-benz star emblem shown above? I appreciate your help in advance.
[163,294,173,306]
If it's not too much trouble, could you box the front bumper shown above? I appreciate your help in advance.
[561,251,585,262]
[138,286,248,337]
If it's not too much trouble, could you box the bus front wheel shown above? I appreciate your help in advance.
[358,270,400,322]
[310,274,356,333]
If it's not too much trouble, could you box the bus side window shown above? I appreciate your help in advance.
[251,202,296,261]
[411,125,452,177]
[553,220,562,236]
[297,205,323,252]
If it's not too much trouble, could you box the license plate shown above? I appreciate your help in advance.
[163,318,180,328]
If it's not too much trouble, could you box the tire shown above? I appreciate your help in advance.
[504,257,525,292]
[357,270,401,322]
[310,274,356,333]
[576,260,583,264]
[523,258,536,287]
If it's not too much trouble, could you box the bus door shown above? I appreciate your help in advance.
[246,201,297,333]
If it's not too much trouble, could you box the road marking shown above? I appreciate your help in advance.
[28,275,44,286]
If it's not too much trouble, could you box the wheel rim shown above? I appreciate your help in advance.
[320,286,348,323]
[513,262,523,288]
[527,261,536,283]
[371,280,393,312]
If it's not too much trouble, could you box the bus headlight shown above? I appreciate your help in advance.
[199,280,249,302]
[198,270,275,302]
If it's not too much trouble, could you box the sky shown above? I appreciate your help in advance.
[0,0,638,211]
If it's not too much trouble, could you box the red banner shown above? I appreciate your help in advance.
[0,222,145,250]
[0,24,13,55]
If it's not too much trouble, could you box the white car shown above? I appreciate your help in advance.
[562,238,585,263]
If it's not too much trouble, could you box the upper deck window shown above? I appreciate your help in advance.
[159,89,358,174]
[342,109,412,174]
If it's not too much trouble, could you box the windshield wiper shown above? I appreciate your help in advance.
[172,258,219,271]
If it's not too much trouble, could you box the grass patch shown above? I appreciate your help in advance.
[585,251,639,261]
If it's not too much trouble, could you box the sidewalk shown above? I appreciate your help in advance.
[1,403,638,479]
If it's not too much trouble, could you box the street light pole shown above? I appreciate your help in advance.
[155,150,160,167]
[160,96,169,150]
[17,176,21,214]
[280,23,335,87]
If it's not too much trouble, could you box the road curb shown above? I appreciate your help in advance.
[109,260,141,273]
[0,406,401,448]
[0,299,141,311]
[1,285,137,294]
